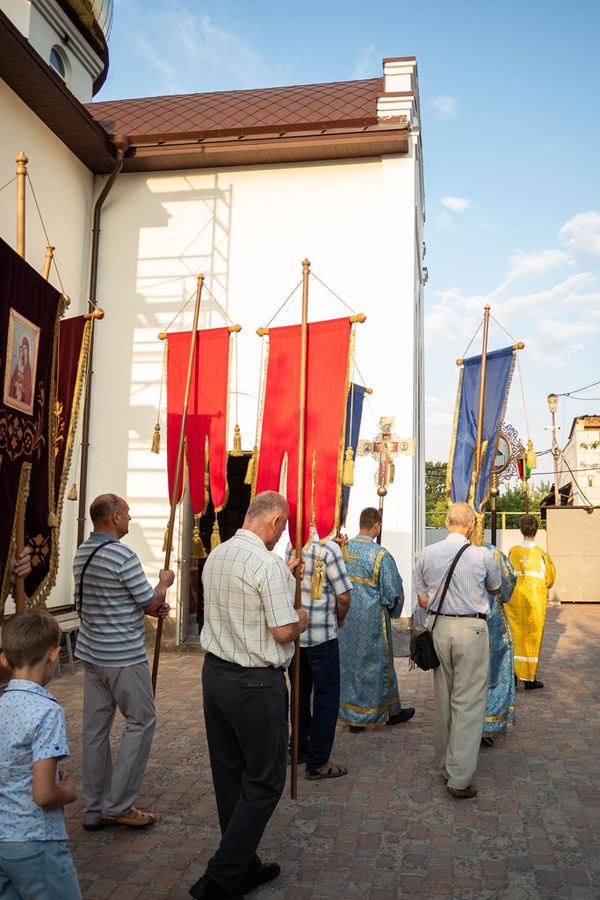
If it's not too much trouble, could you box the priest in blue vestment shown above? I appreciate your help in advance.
[482,544,517,742]
[338,507,415,731]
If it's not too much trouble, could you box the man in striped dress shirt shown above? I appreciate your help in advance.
[414,502,501,799]
[73,494,174,830]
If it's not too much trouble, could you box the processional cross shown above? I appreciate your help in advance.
[357,417,415,543]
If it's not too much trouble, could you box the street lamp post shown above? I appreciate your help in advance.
[547,393,560,506]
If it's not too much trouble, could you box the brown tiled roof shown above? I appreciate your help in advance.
[87,78,384,142]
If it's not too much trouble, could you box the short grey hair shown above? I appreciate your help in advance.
[90,493,121,524]
[445,502,475,529]
[246,491,289,521]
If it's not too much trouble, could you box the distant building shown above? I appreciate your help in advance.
[557,415,600,506]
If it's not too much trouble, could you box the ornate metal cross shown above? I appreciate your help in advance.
[357,417,415,542]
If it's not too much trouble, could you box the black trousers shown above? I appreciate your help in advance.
[202,652,288,893]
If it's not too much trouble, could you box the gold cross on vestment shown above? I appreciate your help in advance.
[357,417,415,498]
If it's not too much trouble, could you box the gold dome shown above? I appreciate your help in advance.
[58,0,113,92]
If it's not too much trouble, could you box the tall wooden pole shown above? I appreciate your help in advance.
[16,152,27,259]
[14,153,29,611]
[290,258,310,800]
[473,304,491,486]
[152,274,204,695]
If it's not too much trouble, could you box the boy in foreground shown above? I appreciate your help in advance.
[0,609,81,899]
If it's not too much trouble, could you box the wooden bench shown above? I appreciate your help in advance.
[54,611,81,676]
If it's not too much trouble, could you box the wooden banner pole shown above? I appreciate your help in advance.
[16,152,27,259]
[42,245,55,281]
[290,258,310,800]
[474,304,491,486]
[152,274,204,695]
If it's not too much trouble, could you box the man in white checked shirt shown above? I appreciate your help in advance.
[190,491,308,900]
[285,530,351,780]
[414,502,501,800]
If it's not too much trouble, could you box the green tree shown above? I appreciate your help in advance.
[488,480,551,529]
[425,461,447,527]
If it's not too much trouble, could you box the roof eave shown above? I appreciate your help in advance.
[120,126,410,173]
[0,9,116,172]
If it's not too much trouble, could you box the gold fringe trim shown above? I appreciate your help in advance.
[47,511,58,528]
[0,462,32,616]
[244,446,257,485]
[192,517,206,559]
[310,555,324,599]
[211,519,221,549]
[151,423,161,454]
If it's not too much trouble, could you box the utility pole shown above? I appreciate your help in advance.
[547,393,560,506]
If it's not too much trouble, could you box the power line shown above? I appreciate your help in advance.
[558,378,600,397]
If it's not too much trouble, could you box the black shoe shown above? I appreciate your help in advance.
[448,784,477,800]
[481,737,494,748]
[349,725,365,733]
[514,675,518,687]
[239,862,281,894]
[387,707,415,726]
[524,679,544,690]
[189,876,244,900]
[82,821,103,831]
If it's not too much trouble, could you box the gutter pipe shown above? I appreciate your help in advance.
[76,135,131,545]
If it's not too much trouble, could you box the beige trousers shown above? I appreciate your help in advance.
[429,615,490,790]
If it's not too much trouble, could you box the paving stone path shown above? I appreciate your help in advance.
[53,604,600,900]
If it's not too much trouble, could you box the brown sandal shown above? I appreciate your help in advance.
[306,762,348,780]
[100,807,156,828]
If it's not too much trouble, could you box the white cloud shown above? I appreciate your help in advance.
[503,248,571,284]
[560,211,600,260]
[440,196,470,213]
[353,45,377,80]
[528,319,600,366]
[131,36,180,91]
[429,96,458,120]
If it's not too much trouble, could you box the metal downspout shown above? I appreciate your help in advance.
[76,135,130,545]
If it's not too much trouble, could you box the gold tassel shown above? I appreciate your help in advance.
[151,423,161,454]
[341,540,349,563]
[67,483,78,501]
[527,439,537,471]
[389,460,395,484]
[162,525,170,553]
[310,556,324,599]
[342,446,355,486]
[244,446,257,485]
[231,424,243,456]
[211,519,221,550]
[192,517,206,559]
[47,510,58,528]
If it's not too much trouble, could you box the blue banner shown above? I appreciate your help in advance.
[448,347,515,513]
[341,383,366,526]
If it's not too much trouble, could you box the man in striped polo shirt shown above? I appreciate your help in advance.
[73,494,174,830]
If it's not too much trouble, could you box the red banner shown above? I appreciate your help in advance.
[166,327,230,514]
[255,317,351,549]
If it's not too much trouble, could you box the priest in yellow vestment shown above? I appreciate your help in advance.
[506,515,556,690]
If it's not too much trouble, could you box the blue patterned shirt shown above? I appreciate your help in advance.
[74,532,156,667]
[0,680,69,842]
[286,535,352,647]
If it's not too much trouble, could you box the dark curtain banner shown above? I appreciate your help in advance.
[54,316,89,512]
[448,346,515,513]
[341,383,366,526]
[166,328,230,514]
[0,238,64,610]
[255,318,351,549]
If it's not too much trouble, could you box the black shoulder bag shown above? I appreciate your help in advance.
[409,543,470,671]
[76,541,112,616]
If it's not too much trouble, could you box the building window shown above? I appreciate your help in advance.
[49,47,67,82]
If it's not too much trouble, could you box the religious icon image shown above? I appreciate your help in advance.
[3,308,40,415]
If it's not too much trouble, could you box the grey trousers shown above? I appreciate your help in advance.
[430,616,490,791]
[82,661,156,824]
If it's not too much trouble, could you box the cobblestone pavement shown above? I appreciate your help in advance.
[52,604,600,900]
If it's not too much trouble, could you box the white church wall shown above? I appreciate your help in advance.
[0,76,94,612]
[63,151,423,629]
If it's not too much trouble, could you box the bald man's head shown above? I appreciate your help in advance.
[90,494,131,537]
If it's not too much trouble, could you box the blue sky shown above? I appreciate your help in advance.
[97,0,600,476]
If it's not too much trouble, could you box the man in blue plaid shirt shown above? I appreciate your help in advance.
[286,532,352,779]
